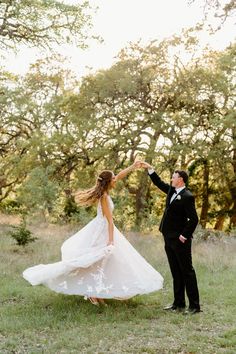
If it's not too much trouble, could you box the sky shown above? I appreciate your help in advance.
[3,0,236,77]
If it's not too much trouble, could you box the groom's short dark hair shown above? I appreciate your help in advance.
[175,170,188,184]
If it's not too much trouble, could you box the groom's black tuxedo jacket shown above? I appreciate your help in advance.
[149,172,198,239]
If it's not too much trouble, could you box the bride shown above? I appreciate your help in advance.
[23,162,163,305]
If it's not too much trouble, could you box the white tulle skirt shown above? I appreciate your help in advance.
[23,215,163,299]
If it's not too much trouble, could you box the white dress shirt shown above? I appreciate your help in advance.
[170,186,185,203]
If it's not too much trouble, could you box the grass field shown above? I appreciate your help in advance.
[0,220,236,354]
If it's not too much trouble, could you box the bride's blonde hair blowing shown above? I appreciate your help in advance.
[74,170,114,206]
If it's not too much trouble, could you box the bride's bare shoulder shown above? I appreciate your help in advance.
[101,193,111,206]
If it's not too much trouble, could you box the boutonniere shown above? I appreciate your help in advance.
[176,195,181,200]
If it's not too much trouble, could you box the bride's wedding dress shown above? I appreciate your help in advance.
[23,196,163,299]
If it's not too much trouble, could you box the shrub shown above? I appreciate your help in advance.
[8,222,37,246]
[193,224,228,242]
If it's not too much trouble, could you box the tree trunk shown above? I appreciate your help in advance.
[229,127,236,229]
[135,182,146,227]
[230,199,236,229]
[200,159,209,228]
[134,129,161,227]
[214,198,232,230]
[214,214,225,230]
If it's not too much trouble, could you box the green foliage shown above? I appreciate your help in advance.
[8,222,37,246]
[68,207,97,226]
[0,199,22,214]
[57,197,94,225]
[0,37,235,230]
[17,167,59,216]
[0,0,94,50]
[63,197,79,218]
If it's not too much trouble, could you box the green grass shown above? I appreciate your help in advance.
[0,222,236,354]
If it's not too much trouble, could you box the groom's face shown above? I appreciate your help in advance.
[171,173,183,188]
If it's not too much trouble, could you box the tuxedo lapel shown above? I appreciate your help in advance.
[170,188,186,205]
[166,187,175,207]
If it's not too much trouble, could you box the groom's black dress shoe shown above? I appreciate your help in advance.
[183,308,202,315]
[163,305,185,312]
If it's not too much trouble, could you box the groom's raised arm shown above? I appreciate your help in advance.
[139,162,170,194]
[148,171,170,195]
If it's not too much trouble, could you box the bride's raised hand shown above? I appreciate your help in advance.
[140,161,152,169]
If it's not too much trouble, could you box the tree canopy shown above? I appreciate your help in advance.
[0,0,94,50]
[0,34,235,231]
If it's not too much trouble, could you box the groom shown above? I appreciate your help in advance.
[140,162,201,314]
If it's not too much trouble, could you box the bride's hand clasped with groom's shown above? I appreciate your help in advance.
[133,160,152,170]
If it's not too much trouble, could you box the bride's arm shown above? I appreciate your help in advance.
[115,161,140,181]
[101,193,114,245]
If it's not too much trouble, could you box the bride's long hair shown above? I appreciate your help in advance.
[74,170,114,206]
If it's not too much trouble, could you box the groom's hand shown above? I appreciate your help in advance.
[179,235,187,243]
[140,161,152,169]
[133,161,153,169]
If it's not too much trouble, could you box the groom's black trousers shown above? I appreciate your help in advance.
[164,237,200,310]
